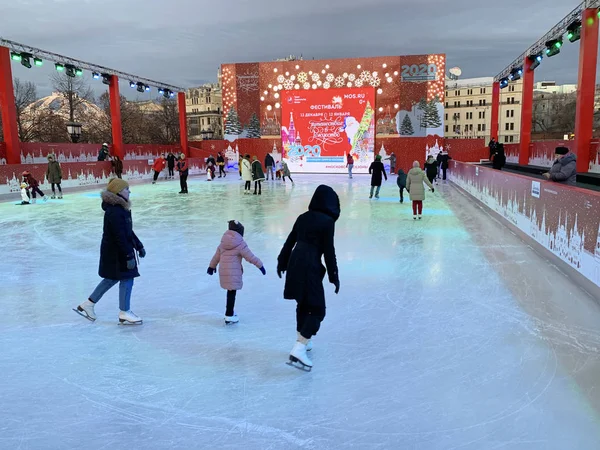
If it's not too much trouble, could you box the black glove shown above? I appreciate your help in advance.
[138,248,146,258]
[207,267,215,275]
[127,258,136,270]
[332,278,340,294]
[259,266,266,275]
[277,267,285,279]
[431,188,435,193]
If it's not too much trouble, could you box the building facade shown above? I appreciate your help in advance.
[186,69,223,140]
[444,77,523,144]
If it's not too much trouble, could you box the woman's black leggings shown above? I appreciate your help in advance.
[168,167,174,177]
[31,187,45,199]
[51,183,62,194]
[245,181,251,191]
[219,165,225,176]
[254,181,262,194]
[180,171,188,192]
[226,290,237,316]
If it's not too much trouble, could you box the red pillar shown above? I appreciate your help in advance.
[178,91,188,156]
[490,81,500,144]
[108,75,124,159]
[519,56,534,165]
[0,46,21,164]
[574,8,599,173]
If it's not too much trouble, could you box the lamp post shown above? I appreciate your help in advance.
[66,121,82,143]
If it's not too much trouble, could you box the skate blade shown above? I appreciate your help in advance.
[286,357,312,372]
[73,308,95,322]
[225,321,238,325]
[118,320,143,326]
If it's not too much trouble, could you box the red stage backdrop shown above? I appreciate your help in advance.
[449,161,600,291]
[280,87,375,173]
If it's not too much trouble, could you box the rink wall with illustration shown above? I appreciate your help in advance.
[449,161,600,294]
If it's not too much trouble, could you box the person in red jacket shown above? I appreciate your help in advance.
[22,171,48,204]
[177,153,189,194]
[346,153,354,179]
[152,154,167,184]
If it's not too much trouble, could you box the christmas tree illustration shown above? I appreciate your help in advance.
[247,113,261,138]
[225,107,242,136]
[400,114,415,135]
[425,96,442,129]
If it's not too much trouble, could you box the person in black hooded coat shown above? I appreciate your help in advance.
[277,185,340,370]
[491,143,506,170]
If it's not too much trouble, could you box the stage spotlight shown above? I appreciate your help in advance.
[136,82,145,93]
[55,63,65,72]
[567,20,581,42]
[65,64,81,77]
[101,73,112,85]
[20,53,32,69]
[528,53,543,70]
[169,91,175,98]
[92,72,100,79]
[145,85,151,92]
[10,51,21,61]
[33,57,43,67]
[129,81,136,88]
[545,38,563,57]
[499,77,509,89]
[509,66,523,82]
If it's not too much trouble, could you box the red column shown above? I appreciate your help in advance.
[178,91,188,156]
[490,81,500,144]
[108,75,124,159]
[0,46,21,164]
[519,56,534,165]
[575,8,599,173]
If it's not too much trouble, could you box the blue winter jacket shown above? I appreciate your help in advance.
[396,169,407,188]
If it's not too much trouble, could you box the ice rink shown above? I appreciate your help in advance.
[1,173,600,450]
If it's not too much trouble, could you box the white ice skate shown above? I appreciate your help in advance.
[225,315,239,325]
[413,215,417,220]
[287,341,313,372]
[118,310,143,325]
[73,299,97,322]
[418,215,422,220]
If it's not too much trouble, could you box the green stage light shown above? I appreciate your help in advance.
[545,38,563,57]
[567,20,581,43]
[34,57,43,67]
[55,63,65,71]
[75,68,83,76]
[10,52,21,61]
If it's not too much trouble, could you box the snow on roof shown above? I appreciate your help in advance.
[445,77,494,88]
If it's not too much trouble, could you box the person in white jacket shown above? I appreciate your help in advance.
[241,154,253,194]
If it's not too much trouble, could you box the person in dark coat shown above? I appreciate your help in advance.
[177,153,189,194]
[488,138,497,160]
[436,151,443,180]
[251,155,265,195]
[424,155,439,185]
[167,152,177,179]
[277,185,340,371]
[396,168,407,203]
[264,153,275,180]
[369,155,387,199]
[111,156,124,179]
[97,143,110,161]
[206,154,216,167]
[491,144,506,170]
[74,179,146,325]
[543,147,577,186]
[46,154,63,199]
[439,151,452,180]
[217,152,226,178]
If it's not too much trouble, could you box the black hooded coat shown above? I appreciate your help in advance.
[277,185,340,307]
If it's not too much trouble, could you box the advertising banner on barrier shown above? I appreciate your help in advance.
[280,87,375,173]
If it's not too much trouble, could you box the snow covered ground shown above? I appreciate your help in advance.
[1,174,600,449]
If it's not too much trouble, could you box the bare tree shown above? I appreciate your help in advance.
[146,98,180,144]
[533,92,577,138]
[14,78,39,142]
[51,72,95,122]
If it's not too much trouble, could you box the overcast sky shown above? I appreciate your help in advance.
[2,0,589,98]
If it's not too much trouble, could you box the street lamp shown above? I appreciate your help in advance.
[66,121,82,143]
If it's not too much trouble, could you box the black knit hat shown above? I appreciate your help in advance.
[228,220,244,237]
[555,146,569,155]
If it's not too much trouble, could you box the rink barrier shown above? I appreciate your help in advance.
[449,161,600,297]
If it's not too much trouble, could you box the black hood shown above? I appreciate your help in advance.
[308,185,340,222]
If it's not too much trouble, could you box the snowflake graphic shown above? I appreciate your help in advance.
[369,77,381,87]
[334,76,345,87]
[323,81,330,89]
[354,79,363,88]
[283,79,294,90]
[360,70,372,81]
[311,73,320,82]
[297,72,308,83]
[303,82,310,90]
[326,73,334,82]
[277,75,285,84]
[348,73,356,82]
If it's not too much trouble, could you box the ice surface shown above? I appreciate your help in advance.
[1,174,600,449]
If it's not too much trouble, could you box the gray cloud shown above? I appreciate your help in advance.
[1,0,587,98]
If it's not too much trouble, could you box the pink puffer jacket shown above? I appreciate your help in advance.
[209,230,263,291]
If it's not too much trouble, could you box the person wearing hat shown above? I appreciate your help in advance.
[74,178,146,325]
[207,220,265,324]
[46,154,63,199]
[543,146,577,186]
[368,154,388,199]
[97,143,110,162]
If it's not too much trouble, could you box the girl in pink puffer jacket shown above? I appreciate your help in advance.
[207,220,266,324]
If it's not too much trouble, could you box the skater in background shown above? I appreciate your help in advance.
[277,185,340,371]
[281,160,294,183]
[491,144,507,170]
[439,150,452,181]
[217,152,226,178]
[252,155,265,195]
[207,220,266,324]
[238,155,243,179]
[19,182,30,205]
[424,154,438,186]
[242,154,252,193]
[489,138,498,160]
[368,155,387,199]
[206,161,216,181]
[385,152,397,174]
[46,154,63,199]
[111,155,123,179]
[152,154,166,184]
[436,151,443,180]
[406,161,434,220]
[22,171,47,204]
[206,154,216,168]
[167,152,177,179]
[346,153,354,179]
[97,143,110,161]
[396,168,407,203]
[74,178,145,325]
[265,152,275,180]
[177,153,189,194]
